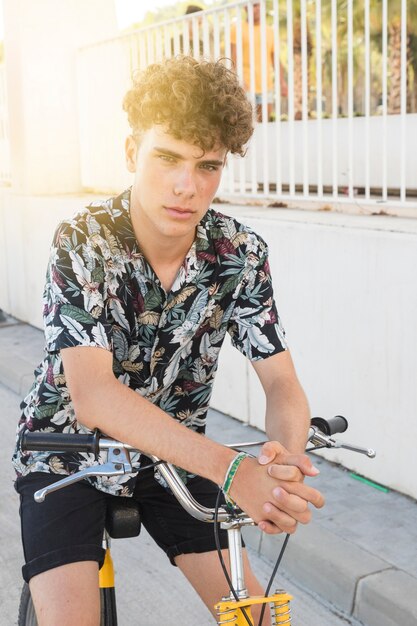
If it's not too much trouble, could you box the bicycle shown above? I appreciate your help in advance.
[17,416,375,625]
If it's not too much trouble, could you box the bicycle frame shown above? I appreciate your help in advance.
[99,533,118,625]
[96,509,294,626]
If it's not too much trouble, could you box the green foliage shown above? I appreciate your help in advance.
[276,0,417,115]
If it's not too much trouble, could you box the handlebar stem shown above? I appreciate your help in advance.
[227,527,249,600]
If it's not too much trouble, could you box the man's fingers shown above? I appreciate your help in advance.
[282,453,320,477]
[279,481,325,509]
[257,520,283,535]
[272,487,312,521]
[258,441,321,478]
[258,440,285,465]
[267,464,303,482]
[261,503,299,534]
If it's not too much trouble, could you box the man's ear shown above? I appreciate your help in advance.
[125,135,138,173]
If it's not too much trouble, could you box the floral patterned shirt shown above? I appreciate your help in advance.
[13,189,287,496]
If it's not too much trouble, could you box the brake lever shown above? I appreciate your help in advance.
[309,427,376,458]
[33,446,133,502]
[331,439,376,458]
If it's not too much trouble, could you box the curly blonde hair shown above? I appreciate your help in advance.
[123,56,253,156]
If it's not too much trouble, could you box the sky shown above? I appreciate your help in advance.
[114,0,180,30]
[0,0,184,40]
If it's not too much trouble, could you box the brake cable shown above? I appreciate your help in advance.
[257,533,290,626]
[214,488,291,626]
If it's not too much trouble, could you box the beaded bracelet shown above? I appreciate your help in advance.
[222,451,249,504]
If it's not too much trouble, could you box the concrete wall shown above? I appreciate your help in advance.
[210,206,417,500]
[1,192,416,500]
[0,191,107,327]
[2,0,118,194]
[243,114,417,190]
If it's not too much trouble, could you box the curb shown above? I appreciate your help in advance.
[243,523,417,626]
[354,568,417,626]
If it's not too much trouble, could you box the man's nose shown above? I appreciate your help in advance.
[173,167,198,197]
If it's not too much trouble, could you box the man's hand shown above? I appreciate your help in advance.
[258,440,320,478]
[228,452,324,536]
[254,440,324,534]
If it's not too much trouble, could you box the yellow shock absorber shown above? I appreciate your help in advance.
[271,590,292,625]
[215,591,292,626]
[215,598,254,625]
[99,548,115,588]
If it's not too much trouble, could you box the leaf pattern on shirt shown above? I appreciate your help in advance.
[13,188,287,496]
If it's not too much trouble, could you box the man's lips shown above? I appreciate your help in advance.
[164,206,195,218]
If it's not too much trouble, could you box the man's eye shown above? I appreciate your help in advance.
[159,154,175,163]
[201,164,218,172]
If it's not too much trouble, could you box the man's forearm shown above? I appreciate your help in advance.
[76,375,236,487]
[264,379,310,454]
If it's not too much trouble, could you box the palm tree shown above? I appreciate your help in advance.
[292,6,313,119]
[369,0,417,114]
[408,31,417,111]
[302,0,417,117]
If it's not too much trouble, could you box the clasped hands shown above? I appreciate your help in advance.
[256,440,325,535]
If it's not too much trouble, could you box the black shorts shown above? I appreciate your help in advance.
[15,463,232,583]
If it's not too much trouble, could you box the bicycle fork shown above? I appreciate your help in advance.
[214,526,292,625]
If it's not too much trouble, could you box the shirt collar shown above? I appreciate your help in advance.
[113,189,215,292]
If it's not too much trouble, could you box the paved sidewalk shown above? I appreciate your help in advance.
[1,316,417,626]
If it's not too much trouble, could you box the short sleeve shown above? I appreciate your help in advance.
[43,220,113,354]
[227,248,287,361]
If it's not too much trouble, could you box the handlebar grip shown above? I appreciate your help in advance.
[22,430,100,456]
[311,415,348,436]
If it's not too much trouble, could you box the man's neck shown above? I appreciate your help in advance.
[140,233,194,268]
[130,206,196,292]
[141,238,194,293]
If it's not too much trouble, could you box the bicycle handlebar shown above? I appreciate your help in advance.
[22,431,100,456]
[21,415,350,456]
[21,431,240,523]
[310,415,348,436]
[21,416,375,522]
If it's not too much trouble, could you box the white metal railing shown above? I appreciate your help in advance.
[0,64,11,185]
[77,0,417,210]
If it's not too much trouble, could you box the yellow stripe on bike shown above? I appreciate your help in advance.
[99,549,115,588]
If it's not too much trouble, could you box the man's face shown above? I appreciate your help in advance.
[125,126,226,245]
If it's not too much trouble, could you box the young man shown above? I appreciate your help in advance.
[13,56,323,625]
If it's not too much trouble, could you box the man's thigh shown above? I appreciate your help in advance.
[16,472,107,583]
